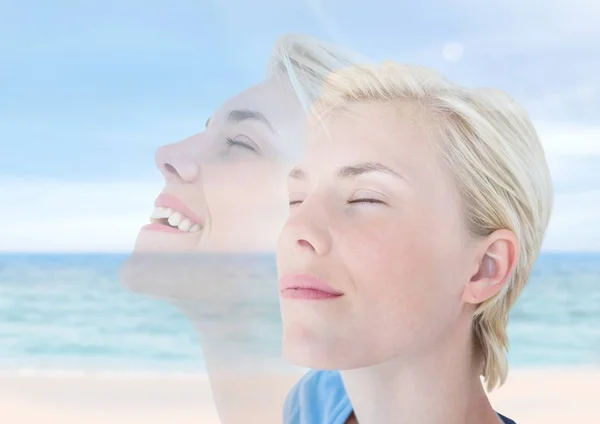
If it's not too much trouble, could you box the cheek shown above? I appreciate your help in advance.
[339,211,430,283]
[342,218,434,308]
[338,211,463,341]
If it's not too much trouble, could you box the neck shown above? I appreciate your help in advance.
[340,320,502,424]
[173,300,304,424]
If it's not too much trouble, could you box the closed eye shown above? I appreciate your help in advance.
[347,198,386,204]
[290,198,386,207]
[226,137,259,153]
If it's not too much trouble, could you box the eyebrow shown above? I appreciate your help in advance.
[289,161,409,183]
[204,109,274,132]
[227,109,275,133]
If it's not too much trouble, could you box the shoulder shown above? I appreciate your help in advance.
[283,370,352,424]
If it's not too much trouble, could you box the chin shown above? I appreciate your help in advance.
[132,232,199,253]
[282,344,339,370]
[281,327,357,370]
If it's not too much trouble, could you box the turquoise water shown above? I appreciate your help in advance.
[0,253,598,376]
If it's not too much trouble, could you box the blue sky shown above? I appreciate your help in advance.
[1,0,598,251]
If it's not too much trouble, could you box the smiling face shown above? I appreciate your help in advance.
[277,100,480,369]
[133,77,304,254]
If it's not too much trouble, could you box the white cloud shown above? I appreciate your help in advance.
[0,178,161,252]
[524,83,600,121]
[536,122,600,194]
[537,121,600,155]
[542,190,600,251]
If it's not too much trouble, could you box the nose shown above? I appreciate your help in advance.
[279,197,332,257]
[154,135,203,183]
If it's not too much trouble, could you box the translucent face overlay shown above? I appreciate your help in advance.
[133,77,305,254]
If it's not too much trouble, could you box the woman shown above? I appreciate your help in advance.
[277,62,554,423]
[118,34,366,423]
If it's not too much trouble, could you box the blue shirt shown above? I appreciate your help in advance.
[284,370,517,424]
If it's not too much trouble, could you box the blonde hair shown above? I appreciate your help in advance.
[278,53,554,391]
[266,33,373,111]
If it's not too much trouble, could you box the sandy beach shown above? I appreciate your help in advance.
[0,374,218,424]
[0,367,598,423]
[487,366,600,423]
[0,372,301,424]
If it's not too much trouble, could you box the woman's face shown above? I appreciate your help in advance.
[133,77,304,254]
[277,101,478,370]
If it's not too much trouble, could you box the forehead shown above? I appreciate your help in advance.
[215,78,306,158]
[305,101,434,164]
[218,78,304,129]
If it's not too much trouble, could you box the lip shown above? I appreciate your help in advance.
[154,193,204,227]
[279,273,343,300]
[141,223,183,233]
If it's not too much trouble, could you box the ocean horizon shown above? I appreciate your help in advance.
[0,252,598,378]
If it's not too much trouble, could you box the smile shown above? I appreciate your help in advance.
[144,193,204,234]
[149,207,202,232]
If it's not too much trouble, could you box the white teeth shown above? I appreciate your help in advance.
[178,219,192,232]
[168,211,183,227]
[150,206,202,232]
[151,206,171,219]
[151,207,164,219]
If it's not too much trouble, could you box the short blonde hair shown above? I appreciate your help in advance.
[266,33,373,110]
[289,60,554,391]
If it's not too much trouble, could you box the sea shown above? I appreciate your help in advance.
[0,252,598,378]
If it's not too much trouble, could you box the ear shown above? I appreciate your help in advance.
[462,229,519,305]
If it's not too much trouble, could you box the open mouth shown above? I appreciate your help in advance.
[149,206,202,233]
